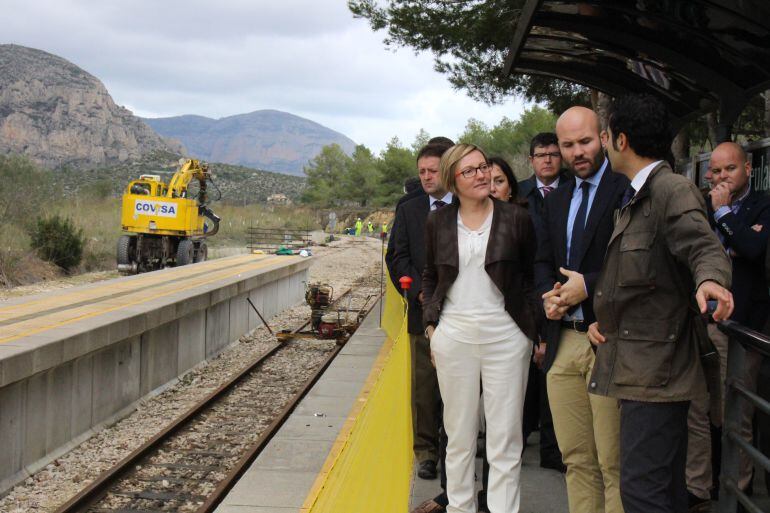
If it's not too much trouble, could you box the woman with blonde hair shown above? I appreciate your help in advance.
[422,144,541,513]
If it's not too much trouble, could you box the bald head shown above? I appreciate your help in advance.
[555,106,605,178]
[711,142,747,165]
[709,141,750,194]
[556,106,601,136]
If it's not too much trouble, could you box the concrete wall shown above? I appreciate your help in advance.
[0,261,310,493]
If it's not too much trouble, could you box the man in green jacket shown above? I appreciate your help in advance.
[587,94,733,513]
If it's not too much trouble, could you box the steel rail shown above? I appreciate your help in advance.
[55,287,365,513]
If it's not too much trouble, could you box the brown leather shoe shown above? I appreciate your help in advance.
[410,499,446,513]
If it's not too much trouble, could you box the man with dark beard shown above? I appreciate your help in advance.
[535,107,628,513]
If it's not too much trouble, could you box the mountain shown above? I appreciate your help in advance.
[52,150,307,205]
[0,44,182,169]
[144,110,356,176]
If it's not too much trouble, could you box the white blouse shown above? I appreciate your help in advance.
[439,210,522,344]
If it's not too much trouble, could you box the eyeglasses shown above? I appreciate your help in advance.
[455,162,491,179]
[532,152,561,160]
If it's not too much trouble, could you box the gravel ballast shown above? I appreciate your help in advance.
[0,236,385,512]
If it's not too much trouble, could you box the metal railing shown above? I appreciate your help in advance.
[718,320,770,513]
[246,226,312,252]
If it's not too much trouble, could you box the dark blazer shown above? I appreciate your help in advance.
[709,188,770,330]
[385,188,427,289]
[421,198,543,343]
[534,161,628,372]
[518,172,571,228]
[391,194,431,334]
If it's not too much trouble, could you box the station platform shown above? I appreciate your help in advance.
[214,291,571,513]
[409,432,568,513]
[214,300,387,513]
[0,254,310,493]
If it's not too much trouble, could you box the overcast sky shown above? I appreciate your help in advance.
[5,0,528,154]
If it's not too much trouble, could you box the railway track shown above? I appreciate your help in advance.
[55,288,375,513]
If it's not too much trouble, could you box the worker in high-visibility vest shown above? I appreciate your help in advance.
[355,218,363,236]
[367,221,374,235]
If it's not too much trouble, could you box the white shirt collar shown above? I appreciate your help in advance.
[536,176,560,194]
[429,192,453,209]
[630,160,664,194]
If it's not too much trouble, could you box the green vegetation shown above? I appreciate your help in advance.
[301,106,557,207]
[52,150,307,205]
[29,215,84,270]
[0,153,324,286]
[348,0,590,111]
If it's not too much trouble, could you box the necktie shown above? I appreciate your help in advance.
[621,185,635,208]
[541,186,554,197]
[568,181,590,269]
[433,200,446,210]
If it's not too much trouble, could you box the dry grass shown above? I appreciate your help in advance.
[0,198,322,287]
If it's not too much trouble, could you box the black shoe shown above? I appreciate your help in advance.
[540,458,566,473]
[687,492,711,513]
[477,490,489,513]
[418,460,438,479]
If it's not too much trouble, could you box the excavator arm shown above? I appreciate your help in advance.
[165,159,210,203]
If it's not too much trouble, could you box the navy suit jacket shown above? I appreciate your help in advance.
[534,162,629,372]
[385,188,427,287]
[391,194,431,334]
[518,173,571,234]
[709,189,770,330]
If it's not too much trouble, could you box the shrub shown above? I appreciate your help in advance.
[28,215,85,270]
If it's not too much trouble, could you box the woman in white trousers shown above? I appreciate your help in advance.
[422,144,541,513]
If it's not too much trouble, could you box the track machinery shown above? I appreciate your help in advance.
[117,158,220,275]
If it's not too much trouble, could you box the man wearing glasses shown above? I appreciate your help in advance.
[518,132,570,474]
[519,132,569,222]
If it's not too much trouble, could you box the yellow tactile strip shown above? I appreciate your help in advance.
[0,255,300,345]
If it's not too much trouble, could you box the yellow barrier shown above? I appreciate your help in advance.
[302,276,413,513]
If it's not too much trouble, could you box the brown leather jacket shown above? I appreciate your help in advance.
[589,163,731,402]
[421,198,542,343]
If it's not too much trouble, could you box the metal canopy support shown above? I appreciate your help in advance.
[716,97,749,143]
[502,0,543,76]
[503,0,770,127]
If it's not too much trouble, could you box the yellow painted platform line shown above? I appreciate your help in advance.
[0,255,300,344]
[300,336,394,512]
[0,253,258,321]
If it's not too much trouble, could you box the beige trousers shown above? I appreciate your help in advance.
[686,324,761,498]
[547,329,624,513]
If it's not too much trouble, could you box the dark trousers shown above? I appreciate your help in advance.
[620,400,690,513]
[411,333,442,462]
[538,369,561,462]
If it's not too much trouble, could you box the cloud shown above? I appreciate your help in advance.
[3,0,530,154]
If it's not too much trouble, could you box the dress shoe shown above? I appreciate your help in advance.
[687,492,711,513]
[410,499,445,513]
[418,459,438,479]
[540,458,566,473]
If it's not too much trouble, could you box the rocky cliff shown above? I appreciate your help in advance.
[144,110,356,176]
[0,44,182,169]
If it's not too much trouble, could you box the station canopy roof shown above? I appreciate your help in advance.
[503,0,770,126]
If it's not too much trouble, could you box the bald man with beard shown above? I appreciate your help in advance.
[534,106,628,513]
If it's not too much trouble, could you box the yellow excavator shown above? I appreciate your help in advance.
[117,158,221,275]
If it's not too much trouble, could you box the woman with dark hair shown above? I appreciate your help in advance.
[488,156,519,202]
[423,144,542,513]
